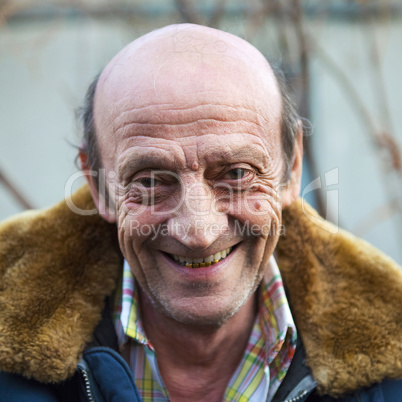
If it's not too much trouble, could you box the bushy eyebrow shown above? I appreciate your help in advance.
[117,148,180,182]
[203,142,270,171]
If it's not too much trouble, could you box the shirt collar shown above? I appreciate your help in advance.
[117,260,148,346]
[259,256,297,361]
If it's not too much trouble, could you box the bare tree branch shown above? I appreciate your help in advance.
[244,0,280,42]
[208,0,227,28]
[362,2,401,174]
[353,197,402,237]
[0,168,34,210]
[174,0,202,25]
[283,0,326,215]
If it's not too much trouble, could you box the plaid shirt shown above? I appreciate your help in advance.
[113,256,297,402]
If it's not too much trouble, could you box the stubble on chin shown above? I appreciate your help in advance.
[140,266,264,329]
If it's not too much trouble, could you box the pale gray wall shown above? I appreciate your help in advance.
[309,19,402,263]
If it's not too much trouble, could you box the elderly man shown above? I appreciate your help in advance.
[0,24,402,402]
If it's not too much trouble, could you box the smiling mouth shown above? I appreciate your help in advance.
[168,247,234,269]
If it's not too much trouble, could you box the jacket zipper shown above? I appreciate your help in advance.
[80,368,95,402]
[284,388,309,402]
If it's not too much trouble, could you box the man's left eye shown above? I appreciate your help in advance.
[225,168,248,180]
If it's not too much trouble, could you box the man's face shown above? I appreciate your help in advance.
[90,25,301,326]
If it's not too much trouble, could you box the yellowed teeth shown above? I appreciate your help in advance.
[172,247,233,268]
[185,260,220,269]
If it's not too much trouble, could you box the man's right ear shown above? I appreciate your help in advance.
[79,150,117,223]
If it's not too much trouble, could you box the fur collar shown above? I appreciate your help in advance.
[0,187,122,384]
[0,186,401,397]
[276,199,402,396]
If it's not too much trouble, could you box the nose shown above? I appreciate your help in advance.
[166,180,228,250]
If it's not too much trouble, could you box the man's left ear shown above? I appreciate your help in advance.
[281,120,303,208]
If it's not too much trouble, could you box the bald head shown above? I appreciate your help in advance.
[96,24,278,107]
[80,24,301,185]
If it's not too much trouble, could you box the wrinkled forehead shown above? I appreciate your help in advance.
[94,24,282,146]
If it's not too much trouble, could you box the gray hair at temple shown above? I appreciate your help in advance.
[77,63,302,189]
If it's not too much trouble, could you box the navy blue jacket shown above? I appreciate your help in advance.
[1,346,401,401]
[1,301,401,402]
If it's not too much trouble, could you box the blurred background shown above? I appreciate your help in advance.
[1,0,401,263]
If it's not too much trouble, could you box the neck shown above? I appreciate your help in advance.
[139,289,258,402]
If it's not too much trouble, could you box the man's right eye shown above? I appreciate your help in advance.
[138,177,159,188]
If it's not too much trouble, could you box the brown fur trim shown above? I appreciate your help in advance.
[0,186,122,383]
[0,186,401,396]
[276,199,402,397]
